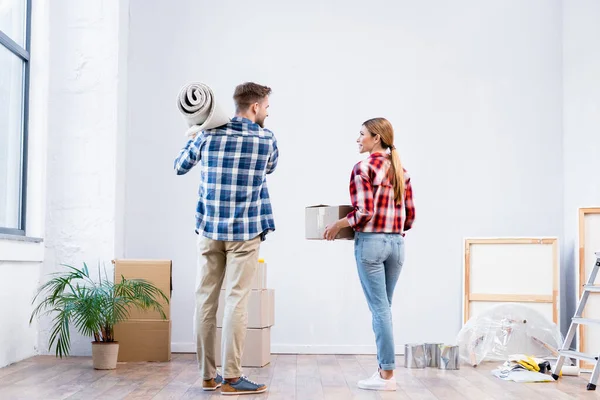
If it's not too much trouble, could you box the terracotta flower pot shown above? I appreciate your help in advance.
[91,341,119,370]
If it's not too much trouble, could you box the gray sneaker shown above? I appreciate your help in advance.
[221,376,267,395]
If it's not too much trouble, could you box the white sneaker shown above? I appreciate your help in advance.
[357,371,397,391]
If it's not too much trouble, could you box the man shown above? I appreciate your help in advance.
[174,82,278,395]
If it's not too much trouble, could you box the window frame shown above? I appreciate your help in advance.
[0,0,32,236]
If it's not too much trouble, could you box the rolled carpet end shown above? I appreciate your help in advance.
[177,82,230,137]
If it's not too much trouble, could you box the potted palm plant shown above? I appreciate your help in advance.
[30,262,169,370]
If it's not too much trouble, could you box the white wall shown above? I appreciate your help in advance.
[125,0,563,353]
[0,261,41,367]
[39,0,128,356]
[562,1,600,334]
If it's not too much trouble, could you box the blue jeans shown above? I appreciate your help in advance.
[354,231,405,370]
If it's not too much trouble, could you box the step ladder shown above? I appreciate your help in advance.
[553,251,600,390]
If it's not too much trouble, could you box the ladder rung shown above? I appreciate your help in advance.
[559,350,598,363]
[584,285,600,293]
[573,317,600,326]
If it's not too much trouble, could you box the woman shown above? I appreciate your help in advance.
[324,117,415,391]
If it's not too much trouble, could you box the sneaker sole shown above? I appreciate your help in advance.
[357,384,396,391]
[221,386,268,395]
[202,383,222,391]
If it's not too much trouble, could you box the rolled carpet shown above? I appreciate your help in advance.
[177,82,230,137]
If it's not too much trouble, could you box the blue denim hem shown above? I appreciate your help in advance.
[380,363,396,371]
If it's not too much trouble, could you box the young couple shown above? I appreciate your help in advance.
[174,82,415,395]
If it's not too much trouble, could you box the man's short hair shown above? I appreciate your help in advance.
[233,82,272,112]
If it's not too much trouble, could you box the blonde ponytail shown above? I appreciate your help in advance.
[389,148,405,204]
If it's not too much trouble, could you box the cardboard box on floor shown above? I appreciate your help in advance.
[112,259,172,363]
[215,327,271,367]
[305,205,355,240]
[217,289,274,328]
[112,259,172,320]
[220,259,267,291]
[114,320,171,362]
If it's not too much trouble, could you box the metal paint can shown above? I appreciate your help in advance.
[438,345,460,370]
[425,343,442,368]
[404,343,426,369]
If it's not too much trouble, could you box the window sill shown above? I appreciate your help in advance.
[0,234,44,262]
[0,233,43,243]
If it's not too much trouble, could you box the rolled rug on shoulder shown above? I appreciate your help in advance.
[177,82,230,138]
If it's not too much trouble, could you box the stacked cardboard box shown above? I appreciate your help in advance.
[112,259,172,362]
[215,259,274,367]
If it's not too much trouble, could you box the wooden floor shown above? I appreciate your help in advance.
[1,353,599,399]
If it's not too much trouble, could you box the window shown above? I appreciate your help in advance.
[0,0,30,235]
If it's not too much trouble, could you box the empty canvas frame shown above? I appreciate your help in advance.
[578,208,600,370]
[463,238,559,325]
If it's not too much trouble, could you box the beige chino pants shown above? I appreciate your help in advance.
[195,234,261,380]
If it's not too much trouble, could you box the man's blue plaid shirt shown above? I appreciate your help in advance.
[174,116,278,241]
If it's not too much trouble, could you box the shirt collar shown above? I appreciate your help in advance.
[231,116,256,125]
[369,151,388,159]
